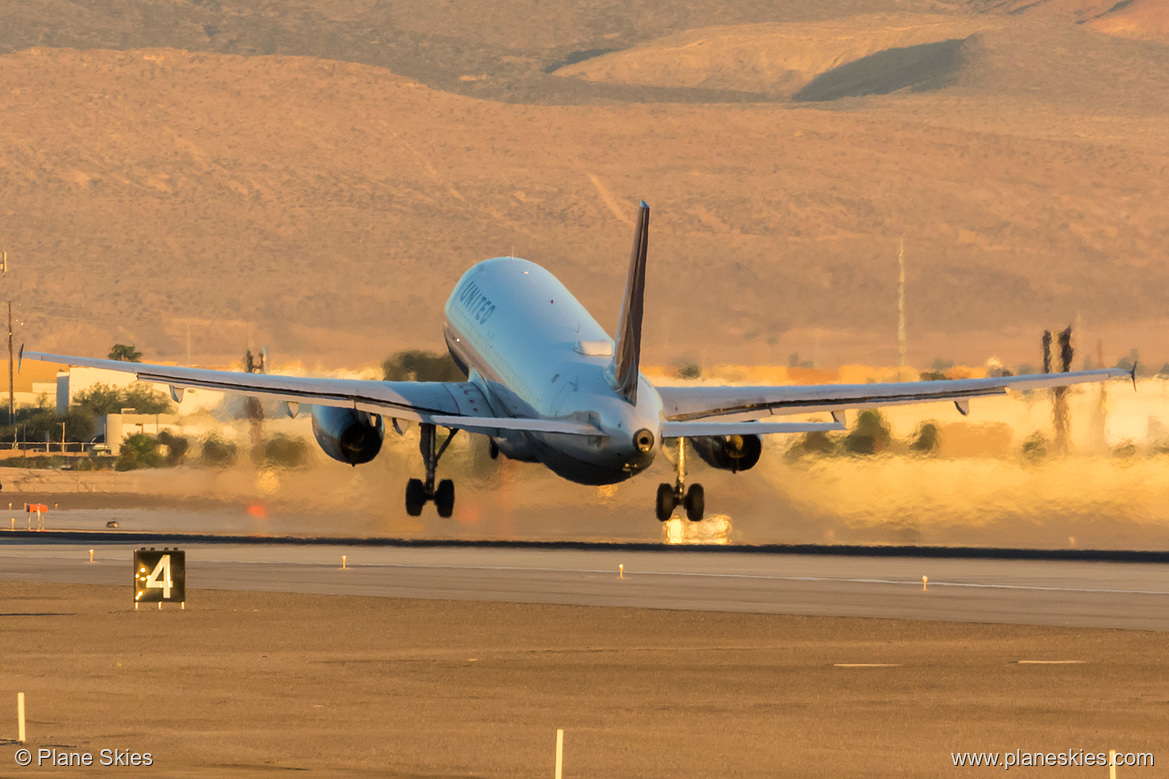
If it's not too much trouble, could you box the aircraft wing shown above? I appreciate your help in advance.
[660,420,845,437]
[656,368,1131,423]
[21,350,601,437]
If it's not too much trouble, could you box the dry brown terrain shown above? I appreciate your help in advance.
[1,581,1166,776]
[0,1,1165,370]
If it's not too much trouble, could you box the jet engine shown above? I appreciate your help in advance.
[310,406,385,465]
[689,434,762,473]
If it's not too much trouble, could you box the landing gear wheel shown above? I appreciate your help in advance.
[488,439,499,460]
[405,478,426,517]
[656,483,676,522]
[435,479,455,518]
[684,483,705,522]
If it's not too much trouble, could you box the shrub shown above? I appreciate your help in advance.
[786,430,838,460]
[909,422,941,455]
[198,434,238,467]
[116,433,165,471]
[157,430,190,466]
[382,350,464,382]
[1022,432,1048,461]
[843,410,892,455]
[254,433,311,468]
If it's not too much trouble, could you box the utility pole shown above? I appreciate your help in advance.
[897,235,907,379]
[5,244,13,426]
[7,301,14,425]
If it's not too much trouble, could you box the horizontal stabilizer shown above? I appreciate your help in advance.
[428,415,602,436]
[660,420,845,438]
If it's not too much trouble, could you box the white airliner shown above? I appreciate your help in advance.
[25,203,1128,521]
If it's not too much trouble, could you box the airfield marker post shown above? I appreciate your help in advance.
[554,728,563,779]
[1110,750,1117,779]
[17,692,25,743]
[922,576,928,592]
[342,555,347,570]
[619,564,624,579]
[89,549,94,563]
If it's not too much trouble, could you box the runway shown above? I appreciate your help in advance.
[4,536,1169,630]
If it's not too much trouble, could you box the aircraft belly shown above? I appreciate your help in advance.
[527,434,639,486]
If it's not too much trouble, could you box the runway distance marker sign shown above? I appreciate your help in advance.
[134,548,186,609]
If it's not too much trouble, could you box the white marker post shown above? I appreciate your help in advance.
[342,555,347,570]
[554,728,563,779]
[618,564,624,579]
[922,575,928,592]
[17,692,25,743]
[89,549,94,563]
[1110,750,1117,779]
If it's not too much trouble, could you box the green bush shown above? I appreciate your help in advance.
[909,422,941,455]
[843,410,892,455]
[254,433,311,468]
[382,350,464,382]
[157,430,190,467]
[786,430,838,460]
[1022,432,1048,461]
[198,434,238,467]
[116,433,166,471]
[0,455,67,470]
[1113,440,1138,459]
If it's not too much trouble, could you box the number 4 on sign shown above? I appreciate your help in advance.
[146,555,173,599]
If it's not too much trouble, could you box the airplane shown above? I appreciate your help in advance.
[23,202,1130,521]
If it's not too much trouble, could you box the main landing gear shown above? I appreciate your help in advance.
[406,423,457,518]
[656,439,704,522]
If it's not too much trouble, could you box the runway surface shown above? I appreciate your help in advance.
[4,536,1169,630]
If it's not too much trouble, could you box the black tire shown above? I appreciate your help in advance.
[655,483,676,522]
[405,478,426,516]
[488,439,499,460]
[435,479,455,518]
[684,483,705,522]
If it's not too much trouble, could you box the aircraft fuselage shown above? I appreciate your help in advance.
[443,257,661,485]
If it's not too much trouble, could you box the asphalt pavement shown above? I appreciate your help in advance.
[3,539,1169,629]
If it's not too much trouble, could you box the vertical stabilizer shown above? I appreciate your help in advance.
[610,201,649,405]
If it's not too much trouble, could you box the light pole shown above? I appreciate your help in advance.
[2,249,12,429]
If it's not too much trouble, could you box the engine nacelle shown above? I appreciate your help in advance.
[690,434,762,473]
[311,406,385,465]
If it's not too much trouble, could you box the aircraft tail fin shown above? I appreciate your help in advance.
[610,201,649,405]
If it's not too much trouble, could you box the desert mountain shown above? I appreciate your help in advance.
[0,1,1165,371]
[552,15,1005,98]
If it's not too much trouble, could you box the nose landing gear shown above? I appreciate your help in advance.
[405,423,457,517]
[656,439,704,522]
